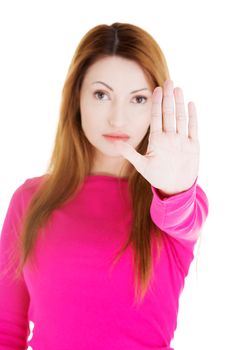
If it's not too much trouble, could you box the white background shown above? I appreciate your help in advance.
[0,1,233,349]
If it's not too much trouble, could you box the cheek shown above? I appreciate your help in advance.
[133,103,151,120]
[82,114,97,131]
[84,103,109,128]
[132,116,151,142]
[80,110,103,142]
[133,109,151,130]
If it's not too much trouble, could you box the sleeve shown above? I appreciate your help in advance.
[150,176,209,241]
[0,183,30,349]
[150,176,209,278]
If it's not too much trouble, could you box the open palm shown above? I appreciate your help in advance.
[115,79,200,196]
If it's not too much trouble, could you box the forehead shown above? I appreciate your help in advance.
[82,56,152,88]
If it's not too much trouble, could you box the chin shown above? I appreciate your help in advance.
[93,144,124,158]
[105,150,125,158]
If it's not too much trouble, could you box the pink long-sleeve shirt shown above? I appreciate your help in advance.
[0,174,209,350]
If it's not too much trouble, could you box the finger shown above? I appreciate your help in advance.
[150,86,163,137]
[114,140,148,174]
[162,79,175,133]
[174,87,187,136]
[188,102,198,140]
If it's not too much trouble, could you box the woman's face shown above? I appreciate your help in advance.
[79,55,154,176]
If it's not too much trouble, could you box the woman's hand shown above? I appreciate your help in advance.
[114,79,200,196]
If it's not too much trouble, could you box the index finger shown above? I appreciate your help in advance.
[150,86,163,136]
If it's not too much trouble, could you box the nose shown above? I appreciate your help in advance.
[108,102,128,128]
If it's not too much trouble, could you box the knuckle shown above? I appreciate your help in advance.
[164,126,174,132]
[151,112,161,118]
[163,110,174,116]
[176,113,186,120]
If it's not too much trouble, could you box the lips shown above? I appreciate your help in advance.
[103,133,129,138]
[103,135,129,141]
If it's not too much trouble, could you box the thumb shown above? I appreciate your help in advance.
[114,140,147,173]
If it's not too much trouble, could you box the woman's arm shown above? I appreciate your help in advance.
[150,177,209,241]
[0,184,30,349]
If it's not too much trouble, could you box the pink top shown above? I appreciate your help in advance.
[0,174,209,350]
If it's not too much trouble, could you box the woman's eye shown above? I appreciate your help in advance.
[93,90,147,104]
[133,96,148,104]
[93,90,109,101]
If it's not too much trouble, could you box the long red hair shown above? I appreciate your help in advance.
[4,22,171,304]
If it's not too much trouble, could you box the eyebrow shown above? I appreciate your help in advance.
[91,81,150,94]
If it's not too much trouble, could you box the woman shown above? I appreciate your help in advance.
[0,22,209,349]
